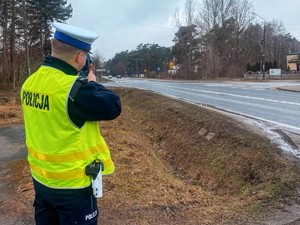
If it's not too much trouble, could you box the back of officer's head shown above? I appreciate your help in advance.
[51,38,80,56]
[50,22,98,70]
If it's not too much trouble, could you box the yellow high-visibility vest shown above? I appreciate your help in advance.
[21,66,114,189]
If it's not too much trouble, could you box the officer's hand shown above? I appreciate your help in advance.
[87,65,96,82]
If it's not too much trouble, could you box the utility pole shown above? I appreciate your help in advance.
[252,12,266,80]
[262,24,266,80]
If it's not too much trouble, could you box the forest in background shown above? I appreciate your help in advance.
[1,0,300,90]
[107,0,300,79]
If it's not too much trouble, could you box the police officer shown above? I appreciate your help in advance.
[21,22,121,225]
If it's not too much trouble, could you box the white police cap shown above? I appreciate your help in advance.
[53,22,98,52]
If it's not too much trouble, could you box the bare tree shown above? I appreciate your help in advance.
[233,0,254,33]
[265,20,286,68]
[194,0,255,77]
[197,0,235,32]
[172,0,197,29]
[92,50,105,73]
[171,0,300,78]
[172,8,182,30]
[184,0,196,26]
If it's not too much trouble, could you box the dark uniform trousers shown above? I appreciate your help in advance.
[33,179,98,225]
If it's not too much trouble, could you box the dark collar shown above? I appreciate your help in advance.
[43,56,78,75]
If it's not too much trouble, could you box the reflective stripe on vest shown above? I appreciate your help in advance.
[27,143,108,163]
[29,162,86,180]
[29,159,114,180]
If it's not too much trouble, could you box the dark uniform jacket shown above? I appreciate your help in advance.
[44,56,121,123]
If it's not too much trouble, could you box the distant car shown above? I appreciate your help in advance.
[108,75,113,79]
[117,75,122,79]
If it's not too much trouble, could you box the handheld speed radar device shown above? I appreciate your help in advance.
[85,160,103,198]
[79,53,93,77]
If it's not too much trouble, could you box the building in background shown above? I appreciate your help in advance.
[287,52,300,71]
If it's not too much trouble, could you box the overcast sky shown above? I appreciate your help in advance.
[65,0,300,60]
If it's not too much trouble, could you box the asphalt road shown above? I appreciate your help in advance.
[0,124,26,162]
[105,78,300,131]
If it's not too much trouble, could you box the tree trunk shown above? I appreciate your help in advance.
[23,0,31,78]
[10,0,16,90]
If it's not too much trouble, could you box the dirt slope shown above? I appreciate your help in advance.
[1,87,300,225]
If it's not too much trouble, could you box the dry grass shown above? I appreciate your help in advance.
[1,87,300,225]
[0,86,23,126]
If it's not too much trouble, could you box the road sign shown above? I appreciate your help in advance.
[169,60,174,69]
